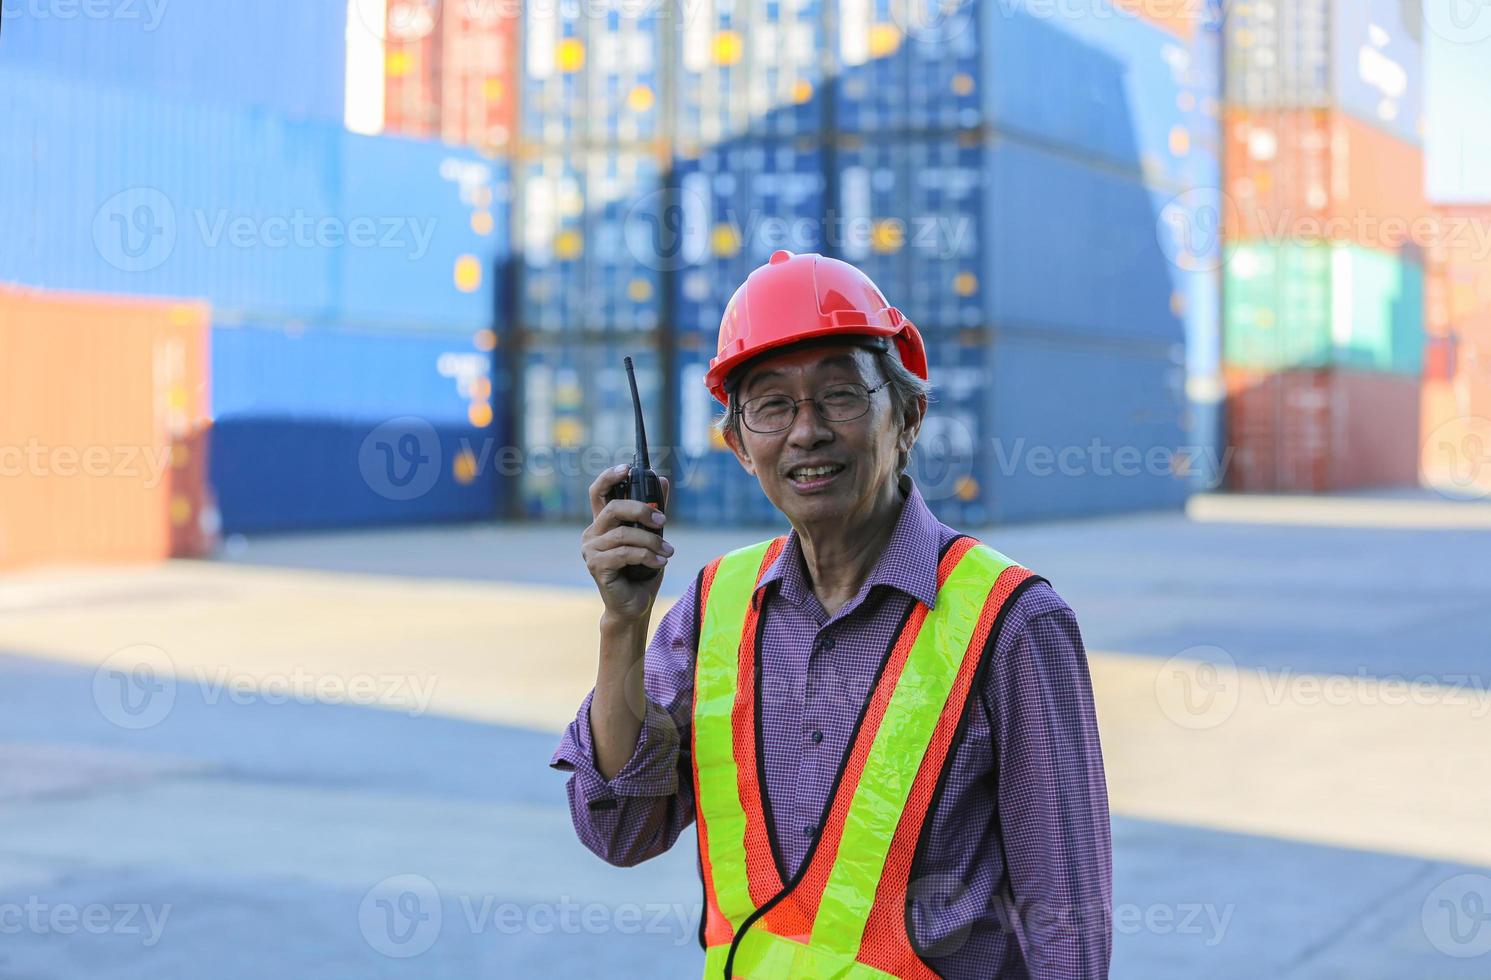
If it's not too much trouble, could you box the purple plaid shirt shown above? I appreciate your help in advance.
[552,477,1112,978]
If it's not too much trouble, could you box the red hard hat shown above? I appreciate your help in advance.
[704,249,928,406]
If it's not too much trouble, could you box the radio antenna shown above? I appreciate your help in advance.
[624,356,650,470]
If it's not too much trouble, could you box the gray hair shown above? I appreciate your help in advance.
[714,346,934,472]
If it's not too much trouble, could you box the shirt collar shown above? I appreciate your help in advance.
[754,473,942,612]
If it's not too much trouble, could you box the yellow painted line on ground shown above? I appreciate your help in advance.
[3,561,1488,867]
[1094,651,1491,869]
[0,561,650,733]
[1187,492,1491,530]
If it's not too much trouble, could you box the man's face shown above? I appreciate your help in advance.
[725,342,918,528]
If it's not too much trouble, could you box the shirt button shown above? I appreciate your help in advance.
[811,730,824,744]
[805,825,818,838]
[820,636,836,652]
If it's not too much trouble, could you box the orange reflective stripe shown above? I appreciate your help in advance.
[693,536,788,947]
[811,541,1010,955]
[735,537,790,909]
[761,536,979,942]
[693,554,732,948]
[857,563,1037,976]
[696,532,1041,980]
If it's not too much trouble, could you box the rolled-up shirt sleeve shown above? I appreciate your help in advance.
[549,574,700,868]
[988,594,1113,978]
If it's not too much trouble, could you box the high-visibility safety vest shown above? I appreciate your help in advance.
[692,533,1045,979]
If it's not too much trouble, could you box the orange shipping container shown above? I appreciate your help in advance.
[1224,109,1428,254]
[384,0,517,151]
[1425,203,1491,341]
[0,287,215,571]
[383,2,443,139]
[1224,366,1421,493]
[1420,378,1491,500]
[1114,0,1200,39]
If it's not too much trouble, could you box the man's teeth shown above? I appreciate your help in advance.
[791,465,842,479]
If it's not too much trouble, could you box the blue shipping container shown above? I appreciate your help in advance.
[584,149,664,331]
[211,321,499,424]
[519,340,664,520]
[833,133,1193,342]
[1332,0,1424,145]
[673,0,826,145]
[984,137,1189,342]
[834,0,1216,190]
[1226,0,1423,146]
[981,329,1191,522]
[833,138,912,321]
[4,67,342,319]
[337,131,510,332]
[518,153,587,332]
[522,0,662,144]
[831,0,905,133]
[908,331,994,527]
[1,67,509,330]
[586,1,663,143]
[210,417,504,534]
[1,0,346,122]
[672,139,827,338]
[208,322,506,533]
[982,0,1221,190]
[833,0,1222,190]
[672,347,783,527]
[521,0,587,144]
[669,328,1191,528]
[518,149,663,333]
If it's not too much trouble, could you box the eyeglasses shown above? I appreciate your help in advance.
[737,380,890,434]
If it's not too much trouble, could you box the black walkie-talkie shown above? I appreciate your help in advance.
[605,356,665,582]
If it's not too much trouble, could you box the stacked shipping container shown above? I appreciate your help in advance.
[1221,0,1427,492]
[1421,204,1491,500]
[205,128,511,534]
[502,0,1224,525]
[5,0,1234,550]
[376,0,1226,526]
[0,288,214,571]
[209,321,507,532]
[1,38,514,544]
[665,0,829,526]
[1,0,348,122]
[511,2,678,520]
[817,0,1216,520]
[383,0,520,150]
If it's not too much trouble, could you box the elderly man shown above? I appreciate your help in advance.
[554,251,1112,978]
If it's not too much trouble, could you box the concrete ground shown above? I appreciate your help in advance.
[1,493,1489,978]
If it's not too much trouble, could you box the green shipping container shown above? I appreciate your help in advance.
[1224,243,1424,375]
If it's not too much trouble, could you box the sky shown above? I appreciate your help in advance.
[1426,3,1491,202]
[345,0,1489,201]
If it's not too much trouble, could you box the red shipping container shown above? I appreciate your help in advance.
[0,287,215,570]
[1420,377,1491,498]
[1425,203,1491,341]
[384,0,517,151]
[383,2,442,139]
[1225,109,1428,254]
[1225,367,1421,492]
[1114,0,1201,39]
[1423,335,1457,383]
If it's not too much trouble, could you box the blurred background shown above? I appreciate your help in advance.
[2,0,1490,977]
